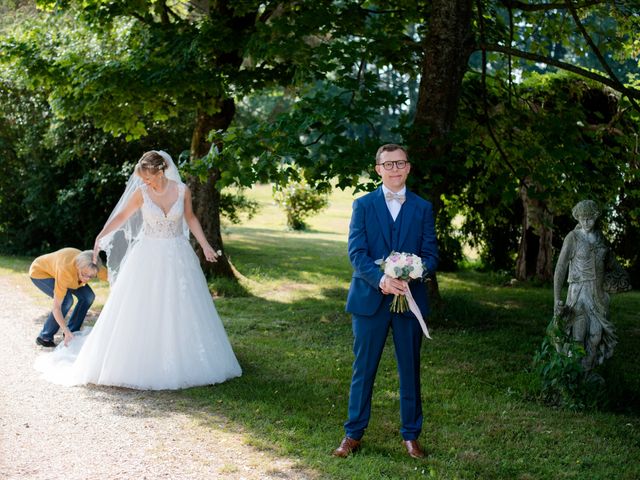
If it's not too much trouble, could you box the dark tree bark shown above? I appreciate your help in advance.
[409,0,474,212]
[185,2,257,279]
[407,0,475,301]
[515,182,554,282]
[188,98,236,278]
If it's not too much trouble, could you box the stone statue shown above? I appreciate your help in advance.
[553,200,631,372]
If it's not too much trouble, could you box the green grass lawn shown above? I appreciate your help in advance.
[4,183,639,479]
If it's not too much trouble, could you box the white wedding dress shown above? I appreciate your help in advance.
[35,183,242,390]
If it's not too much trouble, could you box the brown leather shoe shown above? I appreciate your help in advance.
[403,440,425,459]
[332,436,361,457]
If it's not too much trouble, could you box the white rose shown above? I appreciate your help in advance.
[384,252,403,278]
[384,262,398,278]
[409,262,423,279]
[408,254,424,279]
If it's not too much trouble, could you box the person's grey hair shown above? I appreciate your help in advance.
[375,144,409,164]
[572,199,600,221]
[75,250,102,272]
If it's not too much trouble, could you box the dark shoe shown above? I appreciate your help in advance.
[403,440,425,459]
[332,436,361,457]
[36,336,56,348]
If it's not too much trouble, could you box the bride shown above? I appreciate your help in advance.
[35,150,242,390]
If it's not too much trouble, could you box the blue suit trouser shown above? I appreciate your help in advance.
[344,306,424,441]
[31,277,95,341]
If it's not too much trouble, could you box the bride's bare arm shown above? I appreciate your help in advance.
[93,189,144,262]
[183,186,219,262]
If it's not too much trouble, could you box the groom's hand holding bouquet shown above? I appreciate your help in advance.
[376,251,431,338]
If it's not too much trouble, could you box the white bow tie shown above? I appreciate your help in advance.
[385,191,405,204]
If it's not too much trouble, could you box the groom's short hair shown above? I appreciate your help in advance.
[375,144,408,164]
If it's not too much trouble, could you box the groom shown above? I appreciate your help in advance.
[333,144,439,459]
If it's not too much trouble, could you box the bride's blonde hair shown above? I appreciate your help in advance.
[135,151,167,176]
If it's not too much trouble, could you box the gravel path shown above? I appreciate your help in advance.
[0,275,313,480]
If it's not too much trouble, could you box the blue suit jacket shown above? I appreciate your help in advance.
[345,187,439,317]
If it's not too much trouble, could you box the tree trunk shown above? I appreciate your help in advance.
[188,98,236,278]
[408,0,474,302]
[410,0,474,210]
[515,182,554,281]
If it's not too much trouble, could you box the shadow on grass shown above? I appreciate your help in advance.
[21,258,640,478]
[194,285,640,479]
[226,225,348,238]
[224,227,351,283]
[431,270,553,336]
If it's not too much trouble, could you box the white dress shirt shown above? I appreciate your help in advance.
[381,185,406,221]
[379,185,407,290]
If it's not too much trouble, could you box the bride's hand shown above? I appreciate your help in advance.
[202,245,220,263]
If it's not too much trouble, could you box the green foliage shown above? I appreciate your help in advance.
[532,316,605,411]
[453,72,640,270]
[273,175,329,231]
[212,78,403,195]
[0,1,367,141]
[473,1,639,82]
[1,0,640,279]
[0,77,256,255]
[219,191,260,226]
[0,77,193,254]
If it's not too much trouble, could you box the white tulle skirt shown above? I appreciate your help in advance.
[35,235,242,390]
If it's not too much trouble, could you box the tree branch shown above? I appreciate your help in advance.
[357,1,403,15]
[476,0,522,184]
[499,0,606,11]
[166,6,182,23]
[564,0,640,113]
[258,3,283,24]
[159,0,170,25]
[508,4,514,103]
[130,11,148,23]
[304,55,378,147]
[350,57,366,105]
[358,7,404,14]
[480,43,640,102]
[187,0,209,15]
[303,131,326,147]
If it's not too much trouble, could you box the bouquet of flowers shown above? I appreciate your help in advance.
[376,251,431,339]
[376,251,425,312]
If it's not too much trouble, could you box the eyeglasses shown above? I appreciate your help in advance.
[377,160,408,171]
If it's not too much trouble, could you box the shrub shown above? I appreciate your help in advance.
[532,316,605,410]
[273,180,329,231]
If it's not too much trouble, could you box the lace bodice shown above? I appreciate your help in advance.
[141,183,187,238]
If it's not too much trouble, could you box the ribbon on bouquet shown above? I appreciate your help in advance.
[404,288,432,339]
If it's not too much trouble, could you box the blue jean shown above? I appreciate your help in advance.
[30,277,96,341]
